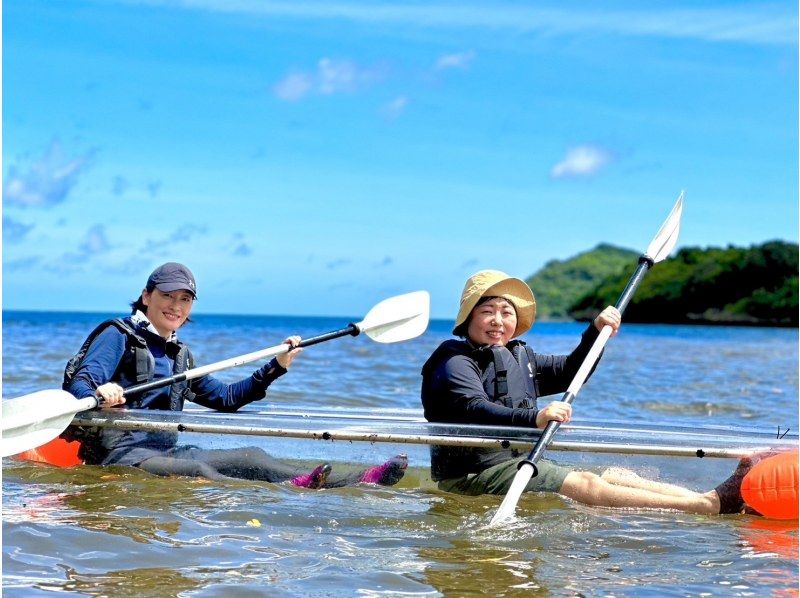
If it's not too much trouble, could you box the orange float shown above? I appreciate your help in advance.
[16,437,83,467]
[741,451,799,520]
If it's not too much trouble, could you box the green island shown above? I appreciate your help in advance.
[526,240,798,327]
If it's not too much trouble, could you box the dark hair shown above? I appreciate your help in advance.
[130,295,148,315]
[129,284,154,315]
[130,285,193,324]
[453,295,517,338]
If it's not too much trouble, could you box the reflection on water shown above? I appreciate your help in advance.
[3,312,798,595]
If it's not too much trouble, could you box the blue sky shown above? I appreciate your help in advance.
[3,0,797,319]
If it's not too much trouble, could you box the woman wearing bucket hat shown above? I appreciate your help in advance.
[420,270,752,515]
[59,262,407,489]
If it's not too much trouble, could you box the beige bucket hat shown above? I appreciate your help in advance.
[453,270,536,338]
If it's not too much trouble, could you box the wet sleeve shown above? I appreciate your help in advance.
[188,358,288,412]
[66,327,128,399]
[532,324,601,397]
[433,355,538,427]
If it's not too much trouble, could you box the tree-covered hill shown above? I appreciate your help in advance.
[525,244,638,319]
[565,240,798,327]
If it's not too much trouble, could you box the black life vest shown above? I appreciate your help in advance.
[61,317,195,463]
[62,318,154,391]
[421,339,544,480]
[421,339,540,420]
[482,340,539,409]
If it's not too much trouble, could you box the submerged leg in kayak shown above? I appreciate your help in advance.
[136,447,407,489]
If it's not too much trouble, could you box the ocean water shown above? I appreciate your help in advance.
[2,310,798,596]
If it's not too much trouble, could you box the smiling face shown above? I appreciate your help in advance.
[466,297,517,347]
[141,288,194,338]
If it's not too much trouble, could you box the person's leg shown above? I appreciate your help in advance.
[138,456,238,481]
[560,471,717,514]
[560,458,754,515]
[600,467,700,498]
[142,448,331,488]
[158,447,406,488]
[323,454,408,488]
[436,459,709,503]
[436,458,571,496]
[189,447,314,482]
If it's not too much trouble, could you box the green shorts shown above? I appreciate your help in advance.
[437,458,573,496]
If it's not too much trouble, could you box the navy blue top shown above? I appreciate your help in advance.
[66,317,288,465]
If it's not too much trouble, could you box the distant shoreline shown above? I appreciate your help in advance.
[3,310,797,331]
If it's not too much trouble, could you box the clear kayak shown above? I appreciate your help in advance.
[69,406,799,459]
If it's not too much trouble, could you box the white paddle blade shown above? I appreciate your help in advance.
[645,192,684,263]
[358,291,430,344]
[489,462,535,526]
[1,391,95,457]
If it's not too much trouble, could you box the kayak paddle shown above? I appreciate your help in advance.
[488,193,684,526]
[1,290,430,458]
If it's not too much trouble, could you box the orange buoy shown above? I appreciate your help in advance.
[16,437,83,468]
[741,451,799,520]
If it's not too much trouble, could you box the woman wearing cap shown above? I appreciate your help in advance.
[64,262,407,489]
[420,270,751,515]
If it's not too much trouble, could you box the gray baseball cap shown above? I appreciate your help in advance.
[146,262,197,298]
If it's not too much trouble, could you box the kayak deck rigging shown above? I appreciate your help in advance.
[69,406,799,459]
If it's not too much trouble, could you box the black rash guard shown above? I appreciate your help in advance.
[420,324,601,480]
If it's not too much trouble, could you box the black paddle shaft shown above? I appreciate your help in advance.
[521,255,655,476]
[121,323,361,398]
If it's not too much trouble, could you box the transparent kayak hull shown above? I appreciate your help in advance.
[70,406,799,459]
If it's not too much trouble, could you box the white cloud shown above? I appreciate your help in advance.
[326,258,351,269]
[3,140,94,208]
[167,224,208,243]
[112,176,130,197]
[136,225,208,255]
[127,1,796,46]
[233,243,252,257]
[550,145,614,179]
[147,180,162,198]
[3,216,35,243]
[381,96,408,119]
[434,51,475,71]
[79,224,112,255]
[318,58,359,94]
[5,256,42,271]
[273,58,383,101]
[273,72,314,100]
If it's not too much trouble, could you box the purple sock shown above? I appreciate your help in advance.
[360,454,408,486]
[291,464,331,489]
